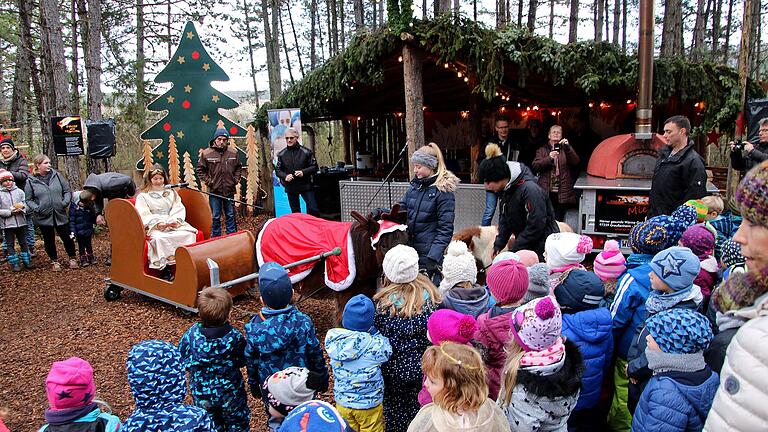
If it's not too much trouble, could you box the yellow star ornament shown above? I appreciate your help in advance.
[155,151,164,159]
[186,31,194,39]
[202,63,210,71]
[184,85,192,93]
[201,115,210,123]
[211,95,220,103]
[167,95,175,103]
[176,131,185,139]
[177,56,185,64]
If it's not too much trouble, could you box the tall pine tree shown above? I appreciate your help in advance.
[139,21,246,170]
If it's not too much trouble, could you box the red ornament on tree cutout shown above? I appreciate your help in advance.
[182,100,191,109]
[191,51,200,60]
[163,122,172,132]
[229,126,238,135]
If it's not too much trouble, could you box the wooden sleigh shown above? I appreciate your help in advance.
[103,188,255,312]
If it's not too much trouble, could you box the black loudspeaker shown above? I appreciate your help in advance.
[746,98,768,143]
[87,119,116,159]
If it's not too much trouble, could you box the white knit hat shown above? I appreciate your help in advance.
[383,244,420,284]
[439,241,478,292]
[544,232,593,269]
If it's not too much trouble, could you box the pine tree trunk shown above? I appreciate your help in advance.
[749,0,760,77]
[21,0,52,159]
[711,0,722,60]
[723,0,734,62]
[612,0,619,44]
[594,0,603,41]
[497,0,507,28]
[372,0,377,29]
[402,43,424,171]
[354,0,363,30]
[660,0,682,56]
[70,0,80,113]
[316,3,326,61]
[262,0,282,99]
[278,7,294,84]
[77,0,106,174]
[286,0,306,77]
[423,0,428,18]
[136,0,146,129]
[311,0,318,66]
[243,0,261,104]
[548,0,555,38]
[11,0,32,133]
[330,0,338,54]
[527,0,537,31]
[41,0,81,188]
[621,0,627,51]
[436,0,451,15]
[691,0,707,59]
[454,0,460,16]
[568,0,579,42]
[517,0,523,26]
[473,0,477,20]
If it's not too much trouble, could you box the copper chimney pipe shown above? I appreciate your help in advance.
[635,0,654,140]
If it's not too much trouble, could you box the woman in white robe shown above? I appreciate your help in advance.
[134,165,198,270]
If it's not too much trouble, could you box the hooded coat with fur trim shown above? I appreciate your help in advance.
[500,340,584,432]
[399,171,459,266]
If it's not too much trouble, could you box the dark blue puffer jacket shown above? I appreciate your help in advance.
[399,171,459,267]
[69,193,96,237]
[375,301,436,386]
[631,367,719,432]
[123,340,216,432]
[562,307,613,411]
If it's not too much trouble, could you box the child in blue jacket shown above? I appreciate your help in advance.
[123,340,216,431]
[179,287,250,431]
[632,308,718,432]
[326,294,392,432]
[608,216,685,431]
[39,357,121,432]
[245,262,328,431]
[69,190,97,267]
[554,269,613,430]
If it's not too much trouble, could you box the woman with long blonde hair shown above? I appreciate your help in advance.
[373,244,441,432]
[497,296,584,431]
[408,342,510,432]
[24,154,78,271]
[399,142,459,280]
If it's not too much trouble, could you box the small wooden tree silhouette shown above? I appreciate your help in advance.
[182,151,198,190]
[142,141,154,171]
[234,183,242,211]
[168,135,181,183]
[198,148,208,193]
[245,125,260,215]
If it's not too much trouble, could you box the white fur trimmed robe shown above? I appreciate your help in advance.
[135,189,198,269]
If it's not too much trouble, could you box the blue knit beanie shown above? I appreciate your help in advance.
[554,270,605,312]
[671,204,698,228]
[649,246,701,292]
[342,294,375,332]
[259,262,293,308]
[209,127,229,146]
[646,308,713,354]
[629,216,685,255]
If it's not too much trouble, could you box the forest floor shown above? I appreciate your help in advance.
[0,214,339,431]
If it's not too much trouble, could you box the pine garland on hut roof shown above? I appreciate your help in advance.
[256,15,763,134]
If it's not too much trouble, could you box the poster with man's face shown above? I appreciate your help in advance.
[267,108,302,216]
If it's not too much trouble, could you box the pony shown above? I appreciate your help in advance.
[453,222,574,277]
[254,205,408,322]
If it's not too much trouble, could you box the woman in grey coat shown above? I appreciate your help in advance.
[24,154,78,270]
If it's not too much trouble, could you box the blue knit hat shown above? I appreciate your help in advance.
[628,216,685,255]
[671,204,698,227]
[554,270,605,312]
[209,127,229,146]
[279,400,347,431]
[646,308,713,354]
[721,238,745,268]
[342,294,375,332]
[259,262,293,308]
[649,246,701,292]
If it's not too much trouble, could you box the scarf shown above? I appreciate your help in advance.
[520,336,565,368]
[646,349,706,374]
[645,284,696,315]
[0,150,18,164]
[626,253,654,268]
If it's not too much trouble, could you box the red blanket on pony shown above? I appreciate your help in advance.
[256,213,356,291]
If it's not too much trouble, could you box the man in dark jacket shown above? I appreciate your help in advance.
[730,117,768,173]
[82,172,137,225]
[480,157,559,259]
[0,138,34,259]
[648,115,707,217]
[197,127,243,236]
[477,116,517,163]
[275,128,319,216]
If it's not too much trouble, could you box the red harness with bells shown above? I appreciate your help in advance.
[255,213,406,291]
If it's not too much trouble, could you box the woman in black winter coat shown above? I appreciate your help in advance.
[399,143,458,278]
[24,154,78,271]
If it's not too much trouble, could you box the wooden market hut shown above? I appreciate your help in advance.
[256,15,758,183]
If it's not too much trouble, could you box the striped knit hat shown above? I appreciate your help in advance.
[736,160,768,227]
[684,199,709,223]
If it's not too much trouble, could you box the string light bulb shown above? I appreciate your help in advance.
[457,72,463,78]
[398,56,403,62]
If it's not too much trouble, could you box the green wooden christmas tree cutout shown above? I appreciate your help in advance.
[139,21,246,171]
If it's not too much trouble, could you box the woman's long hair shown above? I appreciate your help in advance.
[141,164,169,192]
[497,337,526,407]
[31,154,49,175]
[373,273,441,318]
[420,142,448,182]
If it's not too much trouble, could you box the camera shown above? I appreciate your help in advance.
[732,140,745,152]
[554,143,562,152]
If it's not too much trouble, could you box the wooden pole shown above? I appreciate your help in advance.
[401,36,424,174]
[342,119,351,164]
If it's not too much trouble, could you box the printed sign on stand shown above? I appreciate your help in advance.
[266,108,303,216]
[51,116,85,156]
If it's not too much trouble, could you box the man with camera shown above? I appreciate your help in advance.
[648,115,707,217]
[730,118,768,173]
[531,125,580,220]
